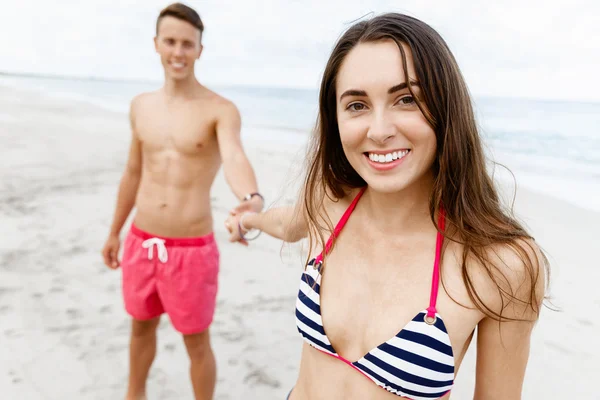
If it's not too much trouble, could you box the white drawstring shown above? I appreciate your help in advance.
[141,238,168,263]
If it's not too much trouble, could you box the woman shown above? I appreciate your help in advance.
[226,13,548,400]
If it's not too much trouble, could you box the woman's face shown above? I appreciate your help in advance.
[335,39,437,194]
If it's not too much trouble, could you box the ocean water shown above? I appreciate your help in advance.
[2,74,598,212]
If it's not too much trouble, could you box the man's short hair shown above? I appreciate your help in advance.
[156,3,204,37]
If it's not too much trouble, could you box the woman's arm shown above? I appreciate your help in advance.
[225,185,358,245]
[473,239,546,399]
[226,204,308,244]
[474,316,535,399]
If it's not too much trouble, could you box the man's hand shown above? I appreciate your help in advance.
[230,196,263,215]
[224,213,249,246]
[102,234,121,269]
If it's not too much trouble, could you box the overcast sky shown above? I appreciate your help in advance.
[1,0,598,101]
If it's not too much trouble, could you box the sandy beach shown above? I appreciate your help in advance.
[0,85,598,399]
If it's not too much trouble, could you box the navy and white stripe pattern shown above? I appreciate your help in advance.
[295,259,455,399]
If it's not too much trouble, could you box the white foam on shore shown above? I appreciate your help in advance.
[489,151,600,213]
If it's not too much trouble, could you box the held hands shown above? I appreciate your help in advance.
[224,193,263,246]
[225,211,247,246]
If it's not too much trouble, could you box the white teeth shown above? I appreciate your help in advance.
[368,150,409,164]
[172,62,185,68]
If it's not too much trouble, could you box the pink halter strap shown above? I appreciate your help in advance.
[314,187,366,265]
[426,207,446,320]
[313,187,446,320]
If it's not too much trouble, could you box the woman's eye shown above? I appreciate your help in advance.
[348,103,366,111]
[399,96,415,105]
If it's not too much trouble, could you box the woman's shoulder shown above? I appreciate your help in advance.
[465,237,548,322]
[319,185,363,225]
[303,185,363,251]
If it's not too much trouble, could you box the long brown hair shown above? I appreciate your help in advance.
[302,13,549,321]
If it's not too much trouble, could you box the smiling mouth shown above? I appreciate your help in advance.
[365,149,411,164]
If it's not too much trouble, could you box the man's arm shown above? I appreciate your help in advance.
[101,98,143,268]
[215,101,263,212]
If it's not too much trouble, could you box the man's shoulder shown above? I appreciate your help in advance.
[130,90,160,115]
[198,87,238,115]
[131,90,159,107]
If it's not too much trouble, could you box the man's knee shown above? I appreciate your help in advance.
[183,330,212,361]
[131,317,160,338]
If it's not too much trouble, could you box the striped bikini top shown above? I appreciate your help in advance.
[295,188,455,399]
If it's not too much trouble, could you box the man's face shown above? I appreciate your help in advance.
[154,16,203,80]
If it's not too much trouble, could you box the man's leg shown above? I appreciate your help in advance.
[183,329,216,400]
[126,317,161,400]
[164,234,219,399]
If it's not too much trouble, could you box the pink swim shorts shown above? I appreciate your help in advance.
[121,224,220,334]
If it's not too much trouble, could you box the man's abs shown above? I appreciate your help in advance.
[133,154,220,237]
[130,89,226,237]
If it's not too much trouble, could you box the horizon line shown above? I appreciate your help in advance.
[1,70,598,105]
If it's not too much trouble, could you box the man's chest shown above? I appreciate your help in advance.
[137,112,217,155]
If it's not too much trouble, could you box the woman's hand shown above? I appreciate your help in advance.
[224,211,250,246]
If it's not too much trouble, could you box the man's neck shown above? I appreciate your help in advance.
[163,74,201,98]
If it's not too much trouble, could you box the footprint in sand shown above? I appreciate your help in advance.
[149,367,168,385]
[218,330,247,342]
[51,277,67,286]
[5,329,23,338]
[105,284,119,293]
[214,314,247,342]
[164,343,176,352]
[8,370,21,384]
[0,286,21,299]
[99,305,112,314]
[243,364,280,388]
[67,245,86,255]
[0,305,12,314]
[0,251,20,270]
[66,308,83,319]
[107,343,128,353]
[545,341,572,355]
[575,318,593,327]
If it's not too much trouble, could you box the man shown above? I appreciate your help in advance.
[101,3,263,399]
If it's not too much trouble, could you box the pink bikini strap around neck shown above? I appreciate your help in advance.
[313,189,446,321]
[426,207,446,320]
[314,187,366,265]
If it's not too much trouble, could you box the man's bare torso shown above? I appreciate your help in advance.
[132,87,226,237]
